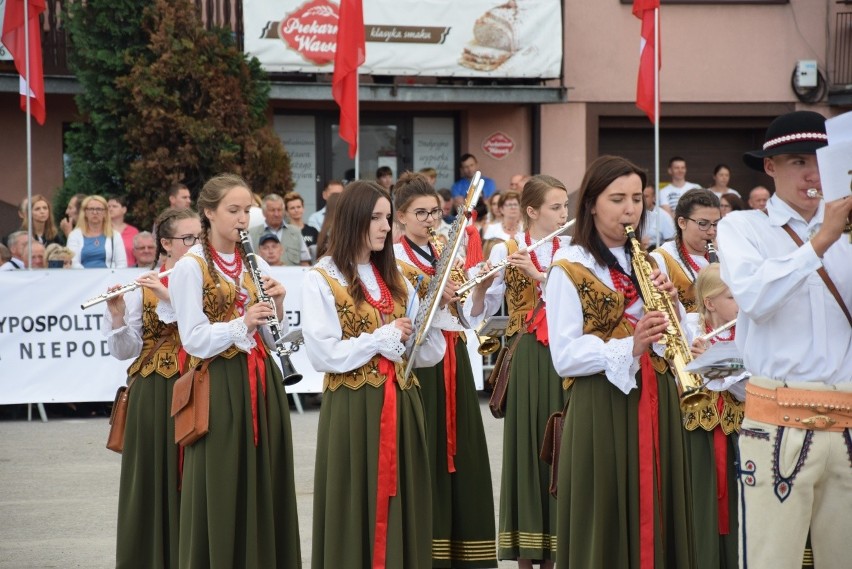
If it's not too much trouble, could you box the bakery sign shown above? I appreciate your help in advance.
[244,0,562,78]
[482,132,515,160]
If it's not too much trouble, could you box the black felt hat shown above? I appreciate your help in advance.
[743,111,828,172]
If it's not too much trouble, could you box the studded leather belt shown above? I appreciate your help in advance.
[744,383,852,432]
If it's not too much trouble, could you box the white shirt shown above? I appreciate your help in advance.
[641,208,676,247]
[461,235,571,329]
[482,222,524,242]
[544,245,645,394]
[660,182,702,211]
[718,195,852,384]
[306,207,326,233]
[301,257,446,373]
[166,244,283,359]
[102,287,144,361]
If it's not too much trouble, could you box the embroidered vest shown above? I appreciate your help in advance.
[504,239,537,337]
[185,253,261,367]
[397,257,466,339]
[656,248,697,313]
[314,268,415,392]
[550,259,668,388]
[126,287,181,379]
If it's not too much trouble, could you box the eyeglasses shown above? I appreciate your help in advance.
[411,207,443,222]
[85,207,106,213]
[168,235,200,246]
[502,202,520,209]
[685,217,719,231]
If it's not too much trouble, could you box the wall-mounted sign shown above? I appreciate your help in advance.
[482,131,515,160]
[244,0,562,78]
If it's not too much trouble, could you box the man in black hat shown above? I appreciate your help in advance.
[718,110,852,569]
[258,232,285,267]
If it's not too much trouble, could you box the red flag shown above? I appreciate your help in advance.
[633,0,659,124]
[2,0,47,125]
[332,0,365,160]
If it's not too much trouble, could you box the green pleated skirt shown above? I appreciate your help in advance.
[684,427,738,569]
[178,355,301,569]
[556,368,695,569]
[116,372,180,569]
[416,336,497,568]
[312,379,432,569]
[497,334,566,562]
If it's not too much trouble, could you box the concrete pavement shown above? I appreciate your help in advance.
[0,398,520,568]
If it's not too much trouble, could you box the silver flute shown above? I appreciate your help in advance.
[238,230,302,385]
[454,218,575,297]
[80,269,173,310]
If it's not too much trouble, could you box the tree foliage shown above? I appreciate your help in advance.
[58,0,149,215]
[60,0,293,228]
[118,0,293,227]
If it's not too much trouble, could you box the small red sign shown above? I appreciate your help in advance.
[279,0,339,66]
[482,132,515,161]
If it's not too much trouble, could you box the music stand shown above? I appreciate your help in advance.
[478,315,509,337]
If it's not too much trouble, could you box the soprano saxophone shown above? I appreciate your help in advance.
[625,225,709,410]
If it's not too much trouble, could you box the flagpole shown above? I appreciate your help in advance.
[653,6,660,248]
[24,0,34,270]
[354,70,360,181]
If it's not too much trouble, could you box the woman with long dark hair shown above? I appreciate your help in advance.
[545,155,695,568]
[302,180,447,569]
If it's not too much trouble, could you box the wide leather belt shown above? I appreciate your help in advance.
[745,383,852,432]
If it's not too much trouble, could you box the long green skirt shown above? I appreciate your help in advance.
[556,368,695,568]
[178,355,301,569]
[417,336,497,568]
[684,427,738,569]
[498,334,566,562]
[312,379,432,569]
[116,372,180,569]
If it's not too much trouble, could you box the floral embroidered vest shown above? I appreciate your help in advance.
[314,267,415,392]
[550,259,668,389]
[504,239,537,337]
[126,287,181,379]
[185,253,261,367]
[655,248,697,313]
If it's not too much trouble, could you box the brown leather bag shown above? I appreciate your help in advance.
[488,301,544,419]
[540,399,570,497]
[106,337,168,453]
[171,358,215,447]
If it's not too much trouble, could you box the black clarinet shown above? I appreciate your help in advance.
[238,230,302,385]
[706,240,719,264]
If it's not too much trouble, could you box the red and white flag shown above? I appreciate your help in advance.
[633,0,659,124]
[2,0,46,125]
[332,0,365,160]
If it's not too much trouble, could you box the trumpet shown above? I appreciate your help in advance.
[238,230,302,386]
[80,269,173,309]
[454,219,575,297]
[806,188,852,241]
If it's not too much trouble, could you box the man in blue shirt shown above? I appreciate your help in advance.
[451,153,497,206]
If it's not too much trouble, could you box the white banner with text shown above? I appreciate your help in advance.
[244,0,562,78]
[0,268,483,404]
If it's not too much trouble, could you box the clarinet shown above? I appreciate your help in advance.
[706,240,718,263]
[238,230,303,386]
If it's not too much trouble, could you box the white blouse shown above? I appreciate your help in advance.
[301,257,446,374]
[545,245,645,394]
[101,287,144,361]
[684,314,748,401]
[166,244,284,360]
[649,239,709,283]
[461,235,570,329]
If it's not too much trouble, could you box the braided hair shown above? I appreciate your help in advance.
[153,207,199,269]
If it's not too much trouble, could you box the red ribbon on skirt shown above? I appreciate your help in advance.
[713,395,730,534]
[637,352,661,569]
[246,332,268,447]
[442,331,458,473]
[525,305,549,346]
[373,357,398,569]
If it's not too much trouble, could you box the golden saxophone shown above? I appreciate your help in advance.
[625,225,710,410]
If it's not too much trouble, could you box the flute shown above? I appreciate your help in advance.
[80,269,173,309]
[454,218,575,297]
[697,318,737,343]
